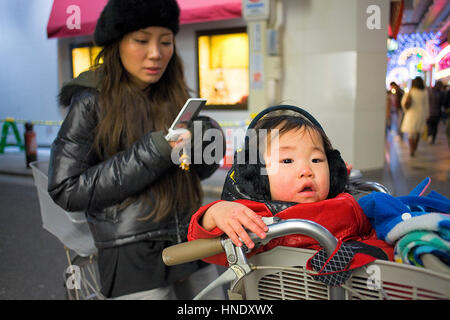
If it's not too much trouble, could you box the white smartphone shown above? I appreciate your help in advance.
[169,98,207,131]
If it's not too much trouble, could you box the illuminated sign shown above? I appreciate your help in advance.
[397,47,429,65]
[435,45,450,80]
[386,67,409,88]
[242,0,270,21]
[387,32,442,81]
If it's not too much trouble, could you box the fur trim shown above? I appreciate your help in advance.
[58,70,103,107]
[94,0,180,46]
[58,71,103,107]
[58,84,85,107]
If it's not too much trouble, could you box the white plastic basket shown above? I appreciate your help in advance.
[242,246,450,300]
[30,161,97,257]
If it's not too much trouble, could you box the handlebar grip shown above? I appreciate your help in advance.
[162,238,224,266]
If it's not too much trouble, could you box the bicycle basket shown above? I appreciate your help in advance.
[242,246,450,300]
[30,161,97,257]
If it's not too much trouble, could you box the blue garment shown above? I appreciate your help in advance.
[358,177,450,243]
[394,230,450,266]
[358,177,450,267]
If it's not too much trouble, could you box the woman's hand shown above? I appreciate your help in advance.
[201,201,268,249]
[168,129,191,148]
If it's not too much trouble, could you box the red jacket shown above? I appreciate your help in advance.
[188,193,394,265]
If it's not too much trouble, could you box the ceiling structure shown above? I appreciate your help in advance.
[397,0,449,43]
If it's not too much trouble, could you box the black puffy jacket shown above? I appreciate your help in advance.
[48,71,224,249]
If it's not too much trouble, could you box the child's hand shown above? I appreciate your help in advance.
[201,201,269,249]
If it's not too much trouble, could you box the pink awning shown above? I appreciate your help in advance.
[47,0,242,39]
[179,0,242,25]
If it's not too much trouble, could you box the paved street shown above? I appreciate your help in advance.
[0,174,67,299]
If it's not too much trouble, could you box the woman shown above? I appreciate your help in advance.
[48,0,224,299]
[401,76,429,156]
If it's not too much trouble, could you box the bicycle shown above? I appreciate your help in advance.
[31,161,103,300]
[162,217,450,300]
[31,160,449,300]
[162,173,450,300]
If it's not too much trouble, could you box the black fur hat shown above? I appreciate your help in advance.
[94,0,180,46]
[221,105,348,204]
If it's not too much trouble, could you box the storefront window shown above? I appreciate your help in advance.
[197,28,249,109]
[71,44,102,78]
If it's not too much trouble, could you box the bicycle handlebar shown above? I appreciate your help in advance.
[162,219,338,266]
[162,237,224,266]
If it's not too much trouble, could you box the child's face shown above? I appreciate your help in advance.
[263,127,330,203]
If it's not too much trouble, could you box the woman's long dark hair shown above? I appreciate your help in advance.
[411,76,425,90]
[92,41,202,222]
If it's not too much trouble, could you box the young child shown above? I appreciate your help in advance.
[188,105,393,265]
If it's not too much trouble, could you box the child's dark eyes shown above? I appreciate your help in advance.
[281,158,325,164]
[134,39,148,44]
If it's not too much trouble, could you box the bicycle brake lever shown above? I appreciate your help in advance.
[193,240,252,300]
[221,219,283,292]
[221,238,254,294]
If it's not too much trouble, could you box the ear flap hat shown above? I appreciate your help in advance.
[94,0,180,47]
[221,105,348,202]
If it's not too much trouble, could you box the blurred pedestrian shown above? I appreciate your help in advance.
[388,82,404,138]
[426,81,444,144]
[444,84,450,148]
[401,77,429,157]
